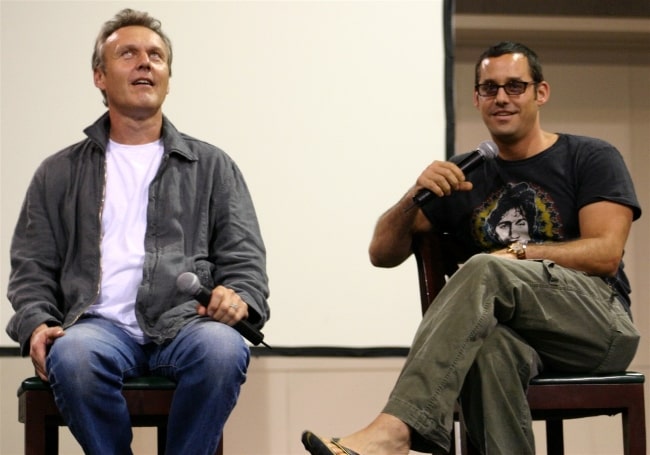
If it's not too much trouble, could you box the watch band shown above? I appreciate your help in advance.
[507,241,527,259]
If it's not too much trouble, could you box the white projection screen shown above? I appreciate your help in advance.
[1,1,451,349]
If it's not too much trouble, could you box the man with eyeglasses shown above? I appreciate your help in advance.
[302,41,640,455]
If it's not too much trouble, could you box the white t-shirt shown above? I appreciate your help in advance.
[87,139,164,343]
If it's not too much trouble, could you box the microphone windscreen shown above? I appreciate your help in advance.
[477,140,498,159]
[176,272,201,295]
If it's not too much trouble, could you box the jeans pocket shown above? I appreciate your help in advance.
[539,259,559,285]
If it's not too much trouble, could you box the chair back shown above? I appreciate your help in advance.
[412,231,462,315]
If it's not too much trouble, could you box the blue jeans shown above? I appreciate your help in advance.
[46,316,250,455]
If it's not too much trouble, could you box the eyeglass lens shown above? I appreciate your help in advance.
[477,81,530,96]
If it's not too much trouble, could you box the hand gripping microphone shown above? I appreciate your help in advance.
[176,272,270,348]
[407,140,498,211]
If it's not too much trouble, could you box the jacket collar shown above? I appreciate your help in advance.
[83,111,198,162]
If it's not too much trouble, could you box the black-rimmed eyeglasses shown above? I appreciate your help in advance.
[475,80,536,97]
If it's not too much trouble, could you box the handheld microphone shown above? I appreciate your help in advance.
[407,140,498,211]
[176,272,270,348]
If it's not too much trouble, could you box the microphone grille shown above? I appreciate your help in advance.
[176,272,200,294]
[477,140,498,159]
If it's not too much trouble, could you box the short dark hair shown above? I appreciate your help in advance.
[474,41,544,86]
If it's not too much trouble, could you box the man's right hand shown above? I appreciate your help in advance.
[30,323,65,381]
[413,160,473,198]
[369,160,472,268]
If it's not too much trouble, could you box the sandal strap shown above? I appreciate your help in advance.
[330,438,360,455]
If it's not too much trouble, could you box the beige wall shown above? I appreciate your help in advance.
[1,13,649,455]
[0,0,446,350]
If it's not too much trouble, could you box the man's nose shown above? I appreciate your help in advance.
[136,53,151,70]
[495,86,510,102]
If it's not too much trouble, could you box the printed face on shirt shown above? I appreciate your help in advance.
[473,181,562,249]
[94,25,171,119]
[494,207,529,244]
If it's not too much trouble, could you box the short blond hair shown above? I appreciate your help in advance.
[92,8,173,105]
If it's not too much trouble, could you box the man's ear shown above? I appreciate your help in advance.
[535,81,550,106]
[93,69,105,90]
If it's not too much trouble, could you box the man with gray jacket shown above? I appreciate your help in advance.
[6,8,269,455]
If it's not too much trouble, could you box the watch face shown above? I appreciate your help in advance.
[508,242,525,259]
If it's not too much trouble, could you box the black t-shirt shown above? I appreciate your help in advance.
[422,133,641,307]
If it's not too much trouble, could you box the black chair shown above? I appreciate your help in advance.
[18,376,224,455]
[412,231,646,455]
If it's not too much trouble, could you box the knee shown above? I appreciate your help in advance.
[47,334,104,389]
[463,253,501,270]
[47,331,95,372]
[180,320,250,374]
[46,320,134,387]
[460,254,515,281]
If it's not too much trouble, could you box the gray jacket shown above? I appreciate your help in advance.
[7,113,269,354]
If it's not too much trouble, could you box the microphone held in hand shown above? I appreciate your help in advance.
[407,140,498,211]
[176,272,270,348]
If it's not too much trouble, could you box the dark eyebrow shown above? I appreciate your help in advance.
[478,78,527,85]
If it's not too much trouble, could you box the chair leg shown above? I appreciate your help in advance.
[545,419,564,455]
[458,419,481,455]
[23,418,45,455]
[623,403,647,455]
[448,424,456,454]
[46,422,59,455]
[24,419,58,455]
[157,423,167,455]
[21,392,59,455]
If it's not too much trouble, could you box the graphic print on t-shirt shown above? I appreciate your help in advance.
[472,182,563,250]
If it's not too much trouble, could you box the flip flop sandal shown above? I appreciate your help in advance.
[301,431,361,455]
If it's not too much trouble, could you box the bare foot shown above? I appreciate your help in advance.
[303,413,411,455]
